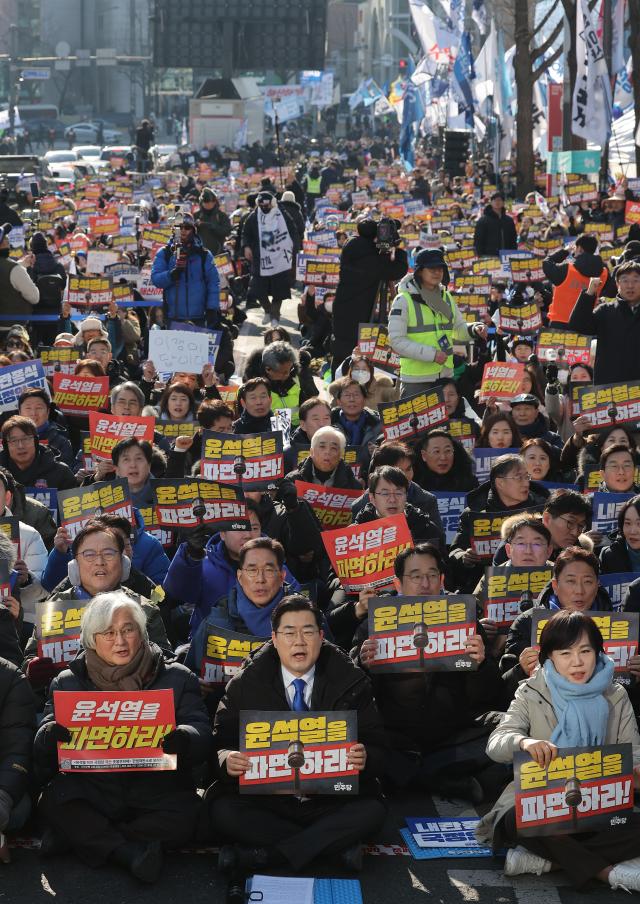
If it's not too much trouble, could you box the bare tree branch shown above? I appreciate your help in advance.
[532,20,563,62]
[533,43,564,80]
[532,5,558,39]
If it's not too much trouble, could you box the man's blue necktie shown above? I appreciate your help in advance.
[291,678,309,712]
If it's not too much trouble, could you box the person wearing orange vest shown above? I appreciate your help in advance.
[543,234,608,326]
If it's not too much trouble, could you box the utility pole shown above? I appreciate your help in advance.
[599,0,613,190]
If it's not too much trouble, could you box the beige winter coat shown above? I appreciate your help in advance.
[476,665,640,846]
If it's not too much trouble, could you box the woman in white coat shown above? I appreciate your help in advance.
[477,610,640,892]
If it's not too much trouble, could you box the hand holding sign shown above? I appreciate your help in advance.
[226,750,251,777]
[519,738,558,769]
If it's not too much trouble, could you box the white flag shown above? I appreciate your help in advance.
[571,0,612,144]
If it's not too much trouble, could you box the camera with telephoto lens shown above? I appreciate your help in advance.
[375,217,399,253]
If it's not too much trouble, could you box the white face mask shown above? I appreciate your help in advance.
[351,369,370,385]
[324,301,333,313]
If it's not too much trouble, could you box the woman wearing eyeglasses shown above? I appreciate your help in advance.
[23,524,171,707]
[34,590,211,882]
[449,453,550,592]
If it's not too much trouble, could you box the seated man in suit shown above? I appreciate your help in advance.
[208,595,387,874]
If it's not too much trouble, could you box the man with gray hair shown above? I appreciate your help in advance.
[283,425,361,491]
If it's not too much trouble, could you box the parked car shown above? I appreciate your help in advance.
[97,145,134,170]
[44,150,79,165]
[64,122,121,144]
[73,145,102,164]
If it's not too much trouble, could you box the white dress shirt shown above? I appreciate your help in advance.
[281,665,316,709]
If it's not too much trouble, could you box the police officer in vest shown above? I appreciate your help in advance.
[388,248,487,398]
[543,233,609,327]
[0,223,40,336]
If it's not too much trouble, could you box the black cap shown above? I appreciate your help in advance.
[510,393,539,407]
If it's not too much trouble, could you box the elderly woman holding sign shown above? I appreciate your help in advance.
[34,590,211,882]
[477,610,640,892]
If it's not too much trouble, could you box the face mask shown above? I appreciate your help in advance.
[351,370,369,385]
[324,301,333,314]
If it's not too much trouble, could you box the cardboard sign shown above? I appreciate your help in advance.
[470,510,543,561]
[58,479,133,539]
[201,626,265,684]
[367,594,477,673]
[480,362,525,401]
[25,487,58,523]
[591,492,634,534]
[0,360,47,414]
[480,566,553,628]
[200,431,285,492]
[87,214,120,237]
[148,330,209,375]
[86,250,119,274]
[88,412,155,461]
[473,447,519,483]
[599,572,637,612]
[239,710,358,795]
[531,609,639,683]
[514,744,634,835]
[153,419,199,440]
[68,275,113,306]
[322,513,413,593]
[141,225,173,249]
[378,387,448,442]
[294,481,360,531]
[625,200,640,225]
[496,302,542,335]
[576,382,640,433]
[433,492,467,545]
[39,347,81,377]
[53,373,109,415]
[508,255,545,282]
[36,596,87,667]
[537,330,593,365]
[54,689,176,772]
[152,478,250,530]
[137,504,174,549]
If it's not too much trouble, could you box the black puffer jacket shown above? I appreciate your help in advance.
[34,645,211,790]
[568,291,640,385]
[0,443,77,491]
[499,580,614,698]
[413,436,478,493]
[213,640,387,794]
[0,659,35,804]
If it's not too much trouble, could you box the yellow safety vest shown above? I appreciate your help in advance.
[272,377,302,426]
[305,175,321,195]
[399,288,456,379]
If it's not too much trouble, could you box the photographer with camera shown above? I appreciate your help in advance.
[388,248,487,398]
[331,218,408,377]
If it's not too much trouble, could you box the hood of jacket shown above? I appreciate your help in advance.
[574,252,607,279]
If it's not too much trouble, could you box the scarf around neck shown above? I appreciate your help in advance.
[235,582,285,637]
[338,410,367,445]
[85,641,157,691]
[544,653,614,748]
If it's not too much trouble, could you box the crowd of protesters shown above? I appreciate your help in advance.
[0,123,639,893]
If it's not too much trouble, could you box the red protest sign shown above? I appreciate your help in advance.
[88,213,120,236]
[322,513,413,593]
[480,361,525,401]
[53,373,109,415]
[89,411,155,460]
[53,689,176,772]
[294,481,361,531]
[625,201,640,225]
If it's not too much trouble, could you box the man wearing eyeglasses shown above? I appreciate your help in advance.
[354,465,443,548]
[23,523,171,706]
[209,595,386,875]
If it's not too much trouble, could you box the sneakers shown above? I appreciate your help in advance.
[504,845,551,877]
[609,856,640,893]
[270,317,280,328]
[261,311,271,325]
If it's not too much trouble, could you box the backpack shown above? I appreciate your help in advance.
[35,273,64,312]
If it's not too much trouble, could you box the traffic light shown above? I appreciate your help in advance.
[443,130,471,177]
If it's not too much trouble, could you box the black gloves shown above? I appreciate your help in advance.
[161,727,191,757]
